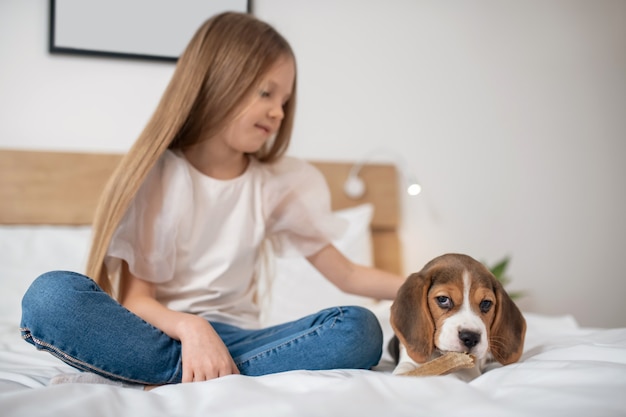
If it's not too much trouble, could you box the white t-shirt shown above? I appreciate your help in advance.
[105,150,346,329]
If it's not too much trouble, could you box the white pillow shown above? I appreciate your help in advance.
[261,203,379,326]
[0,225,92,326]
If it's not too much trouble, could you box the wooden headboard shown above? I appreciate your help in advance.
[0,149,402,274]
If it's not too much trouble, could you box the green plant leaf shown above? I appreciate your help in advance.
[507,290,526,300]
[483,256,524,300]
[490,256,510,279]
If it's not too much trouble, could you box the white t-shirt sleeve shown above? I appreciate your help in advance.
[263,157,348,258]
[105,151,192,283]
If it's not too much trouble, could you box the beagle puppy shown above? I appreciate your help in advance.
[389,253,526,381]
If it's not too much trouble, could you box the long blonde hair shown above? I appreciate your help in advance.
[86,12,297,296]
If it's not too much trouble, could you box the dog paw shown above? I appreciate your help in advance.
[392,361,418,375]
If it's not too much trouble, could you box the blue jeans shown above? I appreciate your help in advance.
[20,271,383,386]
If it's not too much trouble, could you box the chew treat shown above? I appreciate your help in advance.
[400,352,475,377]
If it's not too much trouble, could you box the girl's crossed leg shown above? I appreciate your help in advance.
[20,271,382,386]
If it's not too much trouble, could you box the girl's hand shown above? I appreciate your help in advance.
[177,314,240,382]
[120,264,240,382]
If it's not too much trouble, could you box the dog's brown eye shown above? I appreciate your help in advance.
[436,296,453,309]
[480,300,493,313]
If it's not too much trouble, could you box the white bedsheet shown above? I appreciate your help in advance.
[2,311,625,417]
[1,226,626,416]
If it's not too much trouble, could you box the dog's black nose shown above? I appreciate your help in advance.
[459,330,480,349]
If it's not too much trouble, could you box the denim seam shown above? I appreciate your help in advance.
[167,356,183,384]
[21,327,154,386]
[235,307,345,367]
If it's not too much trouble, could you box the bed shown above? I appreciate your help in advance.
[0,149,625,417]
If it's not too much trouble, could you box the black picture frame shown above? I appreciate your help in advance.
[49,0,251,62]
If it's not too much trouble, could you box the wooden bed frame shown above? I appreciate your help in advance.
[0,149,402,275]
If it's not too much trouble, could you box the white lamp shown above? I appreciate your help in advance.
[343,149,422,199]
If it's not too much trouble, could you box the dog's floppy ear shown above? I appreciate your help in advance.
[489,279,526,365]
[390,271,434,363]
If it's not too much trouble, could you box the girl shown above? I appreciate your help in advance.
[20,12,405,388]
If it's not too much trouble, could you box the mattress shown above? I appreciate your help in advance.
[1,223,625,417]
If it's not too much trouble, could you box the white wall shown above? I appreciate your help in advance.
[1,0,625,327]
